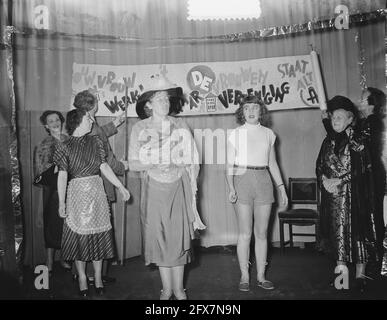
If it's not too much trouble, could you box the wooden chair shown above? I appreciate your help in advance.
[278,178,319,254]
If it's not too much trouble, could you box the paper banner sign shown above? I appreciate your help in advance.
[71,54,322,117]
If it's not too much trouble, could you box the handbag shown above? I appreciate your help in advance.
[33,165,57,187]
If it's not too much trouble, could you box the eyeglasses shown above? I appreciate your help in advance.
[150,93,170,103]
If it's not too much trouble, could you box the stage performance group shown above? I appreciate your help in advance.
[33,73,387,299]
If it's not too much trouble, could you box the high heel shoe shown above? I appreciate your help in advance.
[94,279,105,296]
[78,276,89,299]
[78,289,90,299]
[94,285,105,296]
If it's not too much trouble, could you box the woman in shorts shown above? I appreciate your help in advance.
[226,95,288,291]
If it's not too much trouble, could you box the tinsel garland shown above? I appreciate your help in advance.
[3,26,23,275]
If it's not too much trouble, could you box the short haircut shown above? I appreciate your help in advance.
[65,109,87,135]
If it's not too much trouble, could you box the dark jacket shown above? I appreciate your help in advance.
[91,121,125,202]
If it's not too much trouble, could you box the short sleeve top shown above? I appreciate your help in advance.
[228,123,276,167]
[53,135,106,179]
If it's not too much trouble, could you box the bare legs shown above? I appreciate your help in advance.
[74,259,103,292]
[159,267,173,299]
[235,202,272,286]
[46,248,54,272]
[355,263,366,279]
[75,260,88,291]
[159,266,186,300]
[92,260,103,288]
[235,204,253,284]
[253,203,272,282]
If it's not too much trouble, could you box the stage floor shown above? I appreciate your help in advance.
[11,245,387,300]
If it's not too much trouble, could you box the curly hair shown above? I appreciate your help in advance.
[367,87,386,117]
[39,110,65,134]
[65,109,87,135]
[235,95,270,126]
[73,90,97,111]
[169,95,185,116]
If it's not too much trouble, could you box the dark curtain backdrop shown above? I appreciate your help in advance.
[9,0,385,265]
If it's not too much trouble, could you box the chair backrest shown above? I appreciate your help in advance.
[288,177,319,205]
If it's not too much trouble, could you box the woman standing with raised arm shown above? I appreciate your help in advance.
[54,108,130,298]
[316,95,378,292]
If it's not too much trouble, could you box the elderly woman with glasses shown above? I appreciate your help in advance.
[128,75,205,300]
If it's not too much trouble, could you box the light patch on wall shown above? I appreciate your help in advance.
[187,0,261,20]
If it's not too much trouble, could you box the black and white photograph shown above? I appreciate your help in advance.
[0,0,386,307]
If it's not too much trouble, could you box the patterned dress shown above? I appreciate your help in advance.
[53,134,115,261]
[316,128,377,264]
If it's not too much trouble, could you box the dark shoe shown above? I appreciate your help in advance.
[60,262,72,272]
[95,286,105,296]
[79,289,90,299]
[353,278,367,293]
[102,276,116,284]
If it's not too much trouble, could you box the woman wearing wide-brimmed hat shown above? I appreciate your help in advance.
[129,74,205,300]
[316,95,378,292]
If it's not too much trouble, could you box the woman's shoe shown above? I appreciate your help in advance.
[257,279,275,290]
[60,261,72,272]
[354,278,367,293]
[238,282,250,292]
[95,286,105,296]
[102,275,116,284]
[78,289,90,299]
[78,276,89,299]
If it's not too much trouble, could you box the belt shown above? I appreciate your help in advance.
[234,165,268,170]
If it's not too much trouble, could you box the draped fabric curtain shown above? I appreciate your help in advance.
[10,0,385,265]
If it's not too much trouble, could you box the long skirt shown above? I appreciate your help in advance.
[322,184,371,264]
[61,175,115,261]
[141,176,193,267]
[42,186,63,249]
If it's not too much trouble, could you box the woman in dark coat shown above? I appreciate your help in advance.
[358,87,386,262]
[33,110,71,273]
[316,96,378,291]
